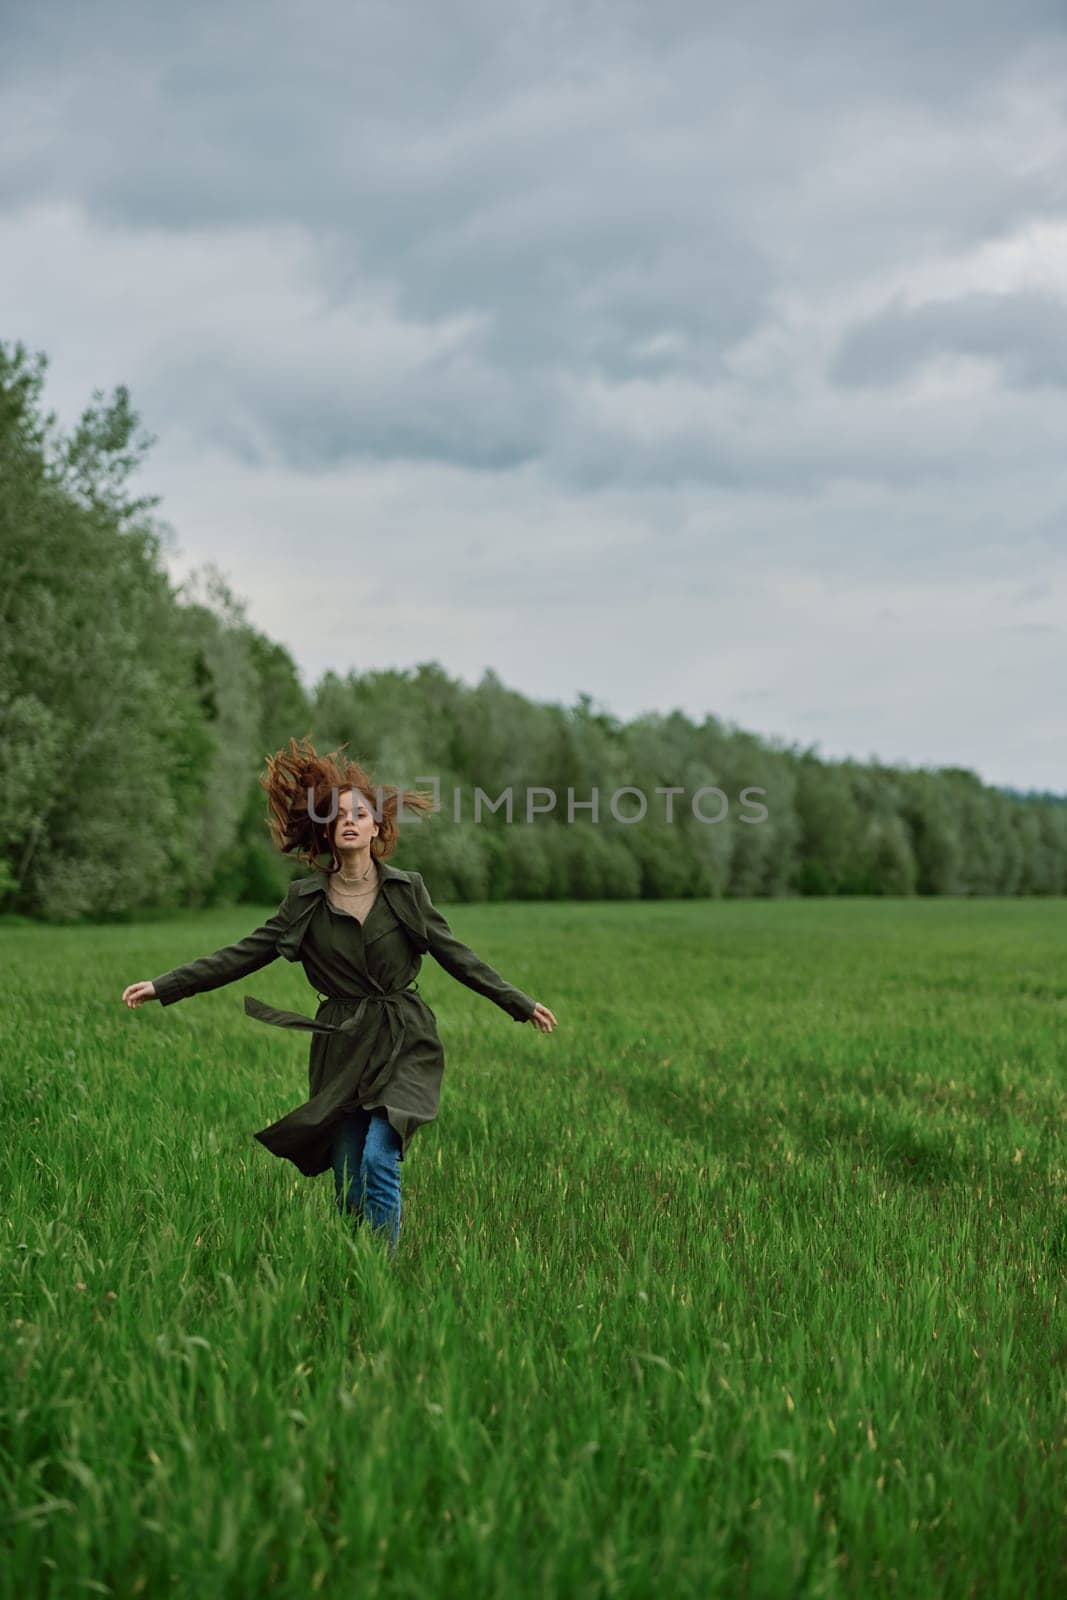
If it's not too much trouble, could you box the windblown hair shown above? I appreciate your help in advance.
[260,734,437,875]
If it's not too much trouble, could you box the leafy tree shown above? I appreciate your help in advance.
[0,341,214,919]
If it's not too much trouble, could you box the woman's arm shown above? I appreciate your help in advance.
[148,888,295,1007]
[413,874,538,1023]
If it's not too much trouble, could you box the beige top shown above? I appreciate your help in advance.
[325,860,381,924]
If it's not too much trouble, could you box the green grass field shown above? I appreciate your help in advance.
[2,896,1065,1598]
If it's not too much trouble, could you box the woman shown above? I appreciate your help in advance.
[122,736,557,1254]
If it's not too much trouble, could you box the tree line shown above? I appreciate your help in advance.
[2,338,1064,922]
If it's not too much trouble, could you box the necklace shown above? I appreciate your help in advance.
[335,861,376,886]
[332,868,379,895]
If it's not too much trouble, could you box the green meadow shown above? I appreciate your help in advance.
[2,896,1065,1598]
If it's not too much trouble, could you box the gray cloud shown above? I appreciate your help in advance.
[830,290,1067,389]
[4,1,1067,480]
[2,0,1067,790]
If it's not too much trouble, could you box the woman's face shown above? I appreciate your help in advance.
[333,788,380,854]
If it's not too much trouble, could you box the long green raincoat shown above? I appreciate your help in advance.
[150,863,537,1175]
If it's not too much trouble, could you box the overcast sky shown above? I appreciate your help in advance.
[3,0,1066,792]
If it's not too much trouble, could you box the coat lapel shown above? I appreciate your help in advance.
[278,861,428,962]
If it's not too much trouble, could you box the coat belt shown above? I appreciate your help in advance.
[243,986,420,1104]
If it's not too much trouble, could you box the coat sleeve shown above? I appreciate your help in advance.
[151,887,295,1007]
[413,873,537,1023]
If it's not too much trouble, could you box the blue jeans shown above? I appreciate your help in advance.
[330,1108,402,1254]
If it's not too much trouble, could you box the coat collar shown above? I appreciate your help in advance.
[292,860,413,896]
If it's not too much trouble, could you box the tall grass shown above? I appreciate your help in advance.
[2,897,1065,1597]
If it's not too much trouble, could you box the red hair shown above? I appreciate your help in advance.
[260,734,436,875]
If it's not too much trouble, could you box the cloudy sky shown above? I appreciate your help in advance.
[3,0,1066,792]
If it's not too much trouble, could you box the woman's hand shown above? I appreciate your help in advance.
[527,1002,557,1034]
[122,981,157,1009]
